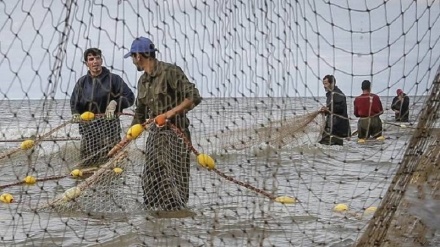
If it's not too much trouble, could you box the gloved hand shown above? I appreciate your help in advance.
[72,113,81,123]
[105,100,117,119]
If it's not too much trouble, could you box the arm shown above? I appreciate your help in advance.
[165,66,202,118]
[331,91,346,115]
[390,97,399,111]
[353,98,360,117]
[131,97,147,126]
[372,95,384,116]
[402,96,410,112]
[70,77,84,114]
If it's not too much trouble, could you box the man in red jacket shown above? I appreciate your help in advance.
[353,80,384,143]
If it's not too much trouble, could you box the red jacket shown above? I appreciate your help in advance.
[354,93,383,117]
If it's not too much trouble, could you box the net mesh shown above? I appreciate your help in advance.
[11,112,318,214]
[219,111,324,150]
[1,0,440,246]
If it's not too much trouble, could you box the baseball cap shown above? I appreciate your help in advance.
[124,37,157,58]
[396,89,403,95]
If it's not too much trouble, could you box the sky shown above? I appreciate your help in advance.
[0,0,439,100]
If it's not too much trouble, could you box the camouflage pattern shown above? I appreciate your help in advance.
[132,61,201,210]
[131,61,202,129]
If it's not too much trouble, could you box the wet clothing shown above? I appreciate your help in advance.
[391,94,410,122]
[132,61,202,210]
[319,86,351,146]
[70,67,135,167]
[354,93,384,139]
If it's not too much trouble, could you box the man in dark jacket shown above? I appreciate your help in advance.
[391,89,410,122]
[318,75,351,146]
[70,48,135,166]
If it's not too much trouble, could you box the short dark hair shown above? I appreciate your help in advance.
[323,75,336,85]
[361,80,371,90]
[84,48,102,62]
[139,51,156,59]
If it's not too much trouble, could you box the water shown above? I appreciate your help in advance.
[0,96,430,246]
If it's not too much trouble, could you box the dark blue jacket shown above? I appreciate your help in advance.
[70,67,135,114]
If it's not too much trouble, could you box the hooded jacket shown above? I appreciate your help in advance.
[70,67,135,114]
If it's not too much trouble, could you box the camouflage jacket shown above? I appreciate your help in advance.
[131,61,202,128]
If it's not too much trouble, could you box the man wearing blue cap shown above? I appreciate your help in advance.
[122,37,202,211]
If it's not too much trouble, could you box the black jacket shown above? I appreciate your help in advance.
[70,67,135,114]
[325,86,351,138]
[391,94,409,122]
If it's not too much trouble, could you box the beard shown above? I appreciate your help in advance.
[136,65,143,71]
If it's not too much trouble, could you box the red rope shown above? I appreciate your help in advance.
[168,123,277,201]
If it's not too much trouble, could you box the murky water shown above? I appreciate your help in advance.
[0,97,428,246]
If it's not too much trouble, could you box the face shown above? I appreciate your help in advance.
[323,78,333,92]
[131,54,143,72]
[86,54,103,76]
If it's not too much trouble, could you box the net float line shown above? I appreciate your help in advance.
[0,112,135,161]
[164,118,295,204]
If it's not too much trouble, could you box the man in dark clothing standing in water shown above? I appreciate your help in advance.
[318,75,351,146]
[391,89,410,122]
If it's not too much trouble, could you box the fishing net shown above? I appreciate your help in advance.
[219,111,325,150]
[355,66,440,246]
[1,109,319,214]
[2,0,440,246]
[38,124,193,213]
[77,118,122,167]
[33,114,309,214]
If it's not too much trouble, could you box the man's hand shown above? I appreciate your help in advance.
[105,100,117,119]
[72,113,81,123]
[319,107,329,113]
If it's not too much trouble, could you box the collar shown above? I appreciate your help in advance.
[146,61,164,78]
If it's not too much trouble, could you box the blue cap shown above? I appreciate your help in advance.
[124,37,157,58]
